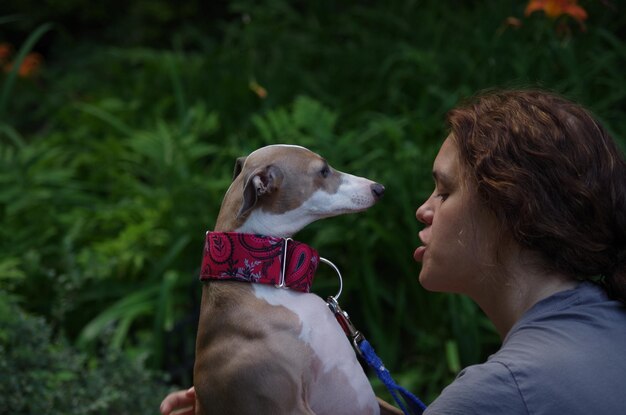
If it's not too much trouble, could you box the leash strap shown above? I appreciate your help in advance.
[359,339,427,415]
[327,296,427,415]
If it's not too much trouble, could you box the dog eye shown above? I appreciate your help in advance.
[320,165,331,178]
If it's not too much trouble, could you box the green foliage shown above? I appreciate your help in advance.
[1,0,625,404]
[0,291,171,414]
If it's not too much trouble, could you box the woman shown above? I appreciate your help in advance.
[161,89,626,414]
[415,89,626,414]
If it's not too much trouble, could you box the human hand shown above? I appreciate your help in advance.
[160,387,195,415]
[377,397,404,415]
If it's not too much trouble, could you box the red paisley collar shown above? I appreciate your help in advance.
[199,232,320,293]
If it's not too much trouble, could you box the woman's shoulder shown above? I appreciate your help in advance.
[505,282,626,345]
[424,361,527,415]
[425,284,626,414]
[495,281,626,377]
[480,282,626,414]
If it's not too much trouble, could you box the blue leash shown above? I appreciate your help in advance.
[359,339,427,414]
[327,296,427,415]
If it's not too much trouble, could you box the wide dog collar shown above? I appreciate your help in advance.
[199,232,320,293]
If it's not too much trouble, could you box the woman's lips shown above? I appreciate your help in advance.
[413,246,426,262]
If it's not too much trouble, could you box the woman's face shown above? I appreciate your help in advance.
[414,136,499,295]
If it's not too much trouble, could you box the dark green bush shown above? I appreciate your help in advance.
[0,291,171,414]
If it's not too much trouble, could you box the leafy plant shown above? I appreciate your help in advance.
[0,291,172,414]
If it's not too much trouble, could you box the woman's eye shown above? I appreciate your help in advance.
[437,193,449,201]
[320,166,331,178]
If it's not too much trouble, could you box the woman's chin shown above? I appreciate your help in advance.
[418,269,432,290]
[418,269,445,292]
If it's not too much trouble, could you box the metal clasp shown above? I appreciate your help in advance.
[318,257,364,354]
[326,295,365,356]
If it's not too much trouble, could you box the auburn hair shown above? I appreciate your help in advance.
[447,89,626,303]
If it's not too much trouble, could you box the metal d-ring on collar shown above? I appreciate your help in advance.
[278,237,343,300]
[319,257,343,301]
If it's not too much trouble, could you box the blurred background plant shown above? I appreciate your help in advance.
[0,290,171,414]
[0,0,624,412]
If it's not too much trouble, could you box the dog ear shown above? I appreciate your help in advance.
[232,157,247,181]
[237,165,283,219]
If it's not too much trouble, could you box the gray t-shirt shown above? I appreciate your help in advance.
[425,282,626,415]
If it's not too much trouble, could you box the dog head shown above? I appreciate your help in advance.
[215,144,384,237]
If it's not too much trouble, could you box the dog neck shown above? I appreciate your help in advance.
[200,232,320,293]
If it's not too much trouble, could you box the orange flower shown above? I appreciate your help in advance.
[0,42,13,64]
[504,17,524,28]
[525,0,588,22]
[249,80,268,99]
[3,52,44,78]
[18,52,43,77]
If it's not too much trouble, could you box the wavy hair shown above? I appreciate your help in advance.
[447,89,626,302]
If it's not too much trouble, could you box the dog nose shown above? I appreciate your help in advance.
[370,183,385,200]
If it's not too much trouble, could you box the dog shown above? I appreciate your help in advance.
[193,144,389,414]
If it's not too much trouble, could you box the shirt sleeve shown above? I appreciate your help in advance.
[424,361,528,415]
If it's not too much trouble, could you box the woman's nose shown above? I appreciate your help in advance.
[416,201,433,225]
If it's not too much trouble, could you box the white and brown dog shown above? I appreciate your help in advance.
[194,144,392,414]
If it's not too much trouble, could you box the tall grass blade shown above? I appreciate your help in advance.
[77,286,159,349]
[0,123,25,148]
[167,55,188,133]
[0,14,24,26]
[74,102,134,136]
